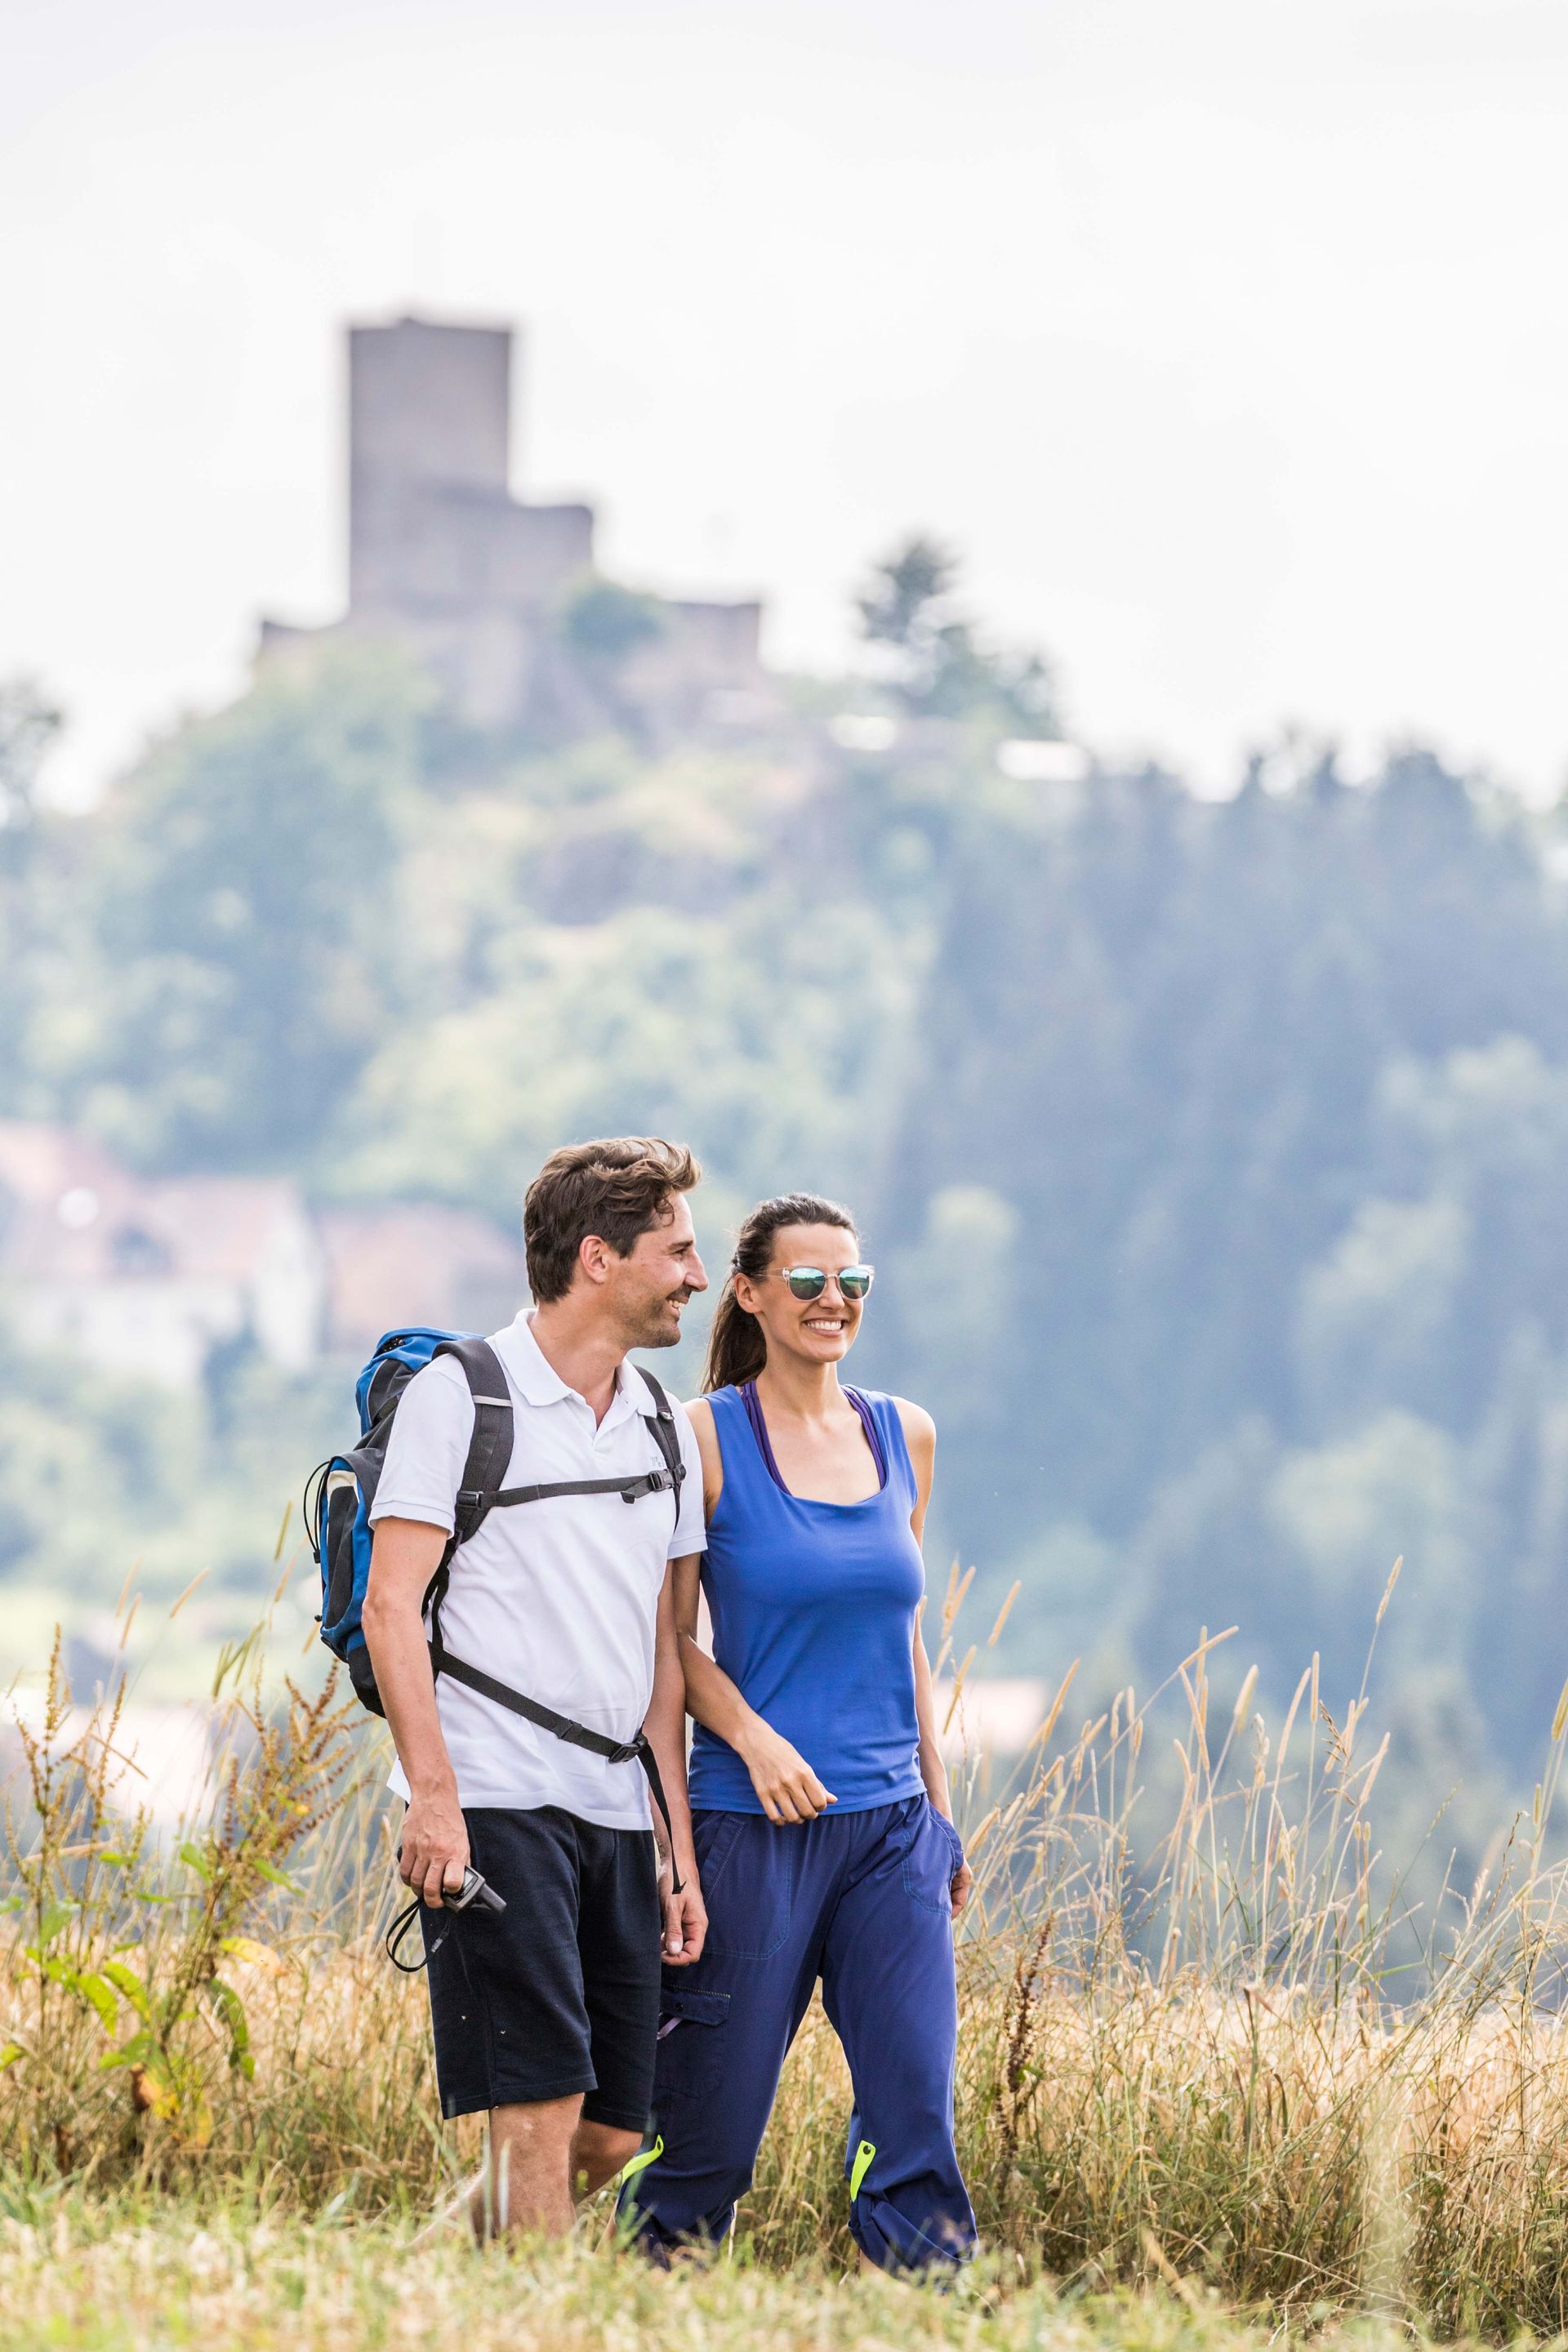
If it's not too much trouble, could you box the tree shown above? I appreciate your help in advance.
[560,577,666,666]
[74,650,426,1169]
[0,675,65,1102]
[0,675,62,875]
[855,537,1058,732]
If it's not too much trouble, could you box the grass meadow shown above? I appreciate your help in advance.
[7,1559,1568,2349]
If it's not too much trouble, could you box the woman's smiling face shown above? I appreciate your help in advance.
[733,1222,866,1369]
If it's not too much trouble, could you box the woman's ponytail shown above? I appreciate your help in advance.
[702,1281,768,1392]
[701,1191,858,1394]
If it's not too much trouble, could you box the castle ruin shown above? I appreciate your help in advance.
[259,316,769,738]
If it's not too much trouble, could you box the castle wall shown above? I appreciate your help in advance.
[350,318,510,492]
[350,319,514,610]
[620,598,766,727]
[352,484,592,616]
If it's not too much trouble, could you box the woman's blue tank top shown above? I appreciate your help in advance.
[688,1382,929,1815]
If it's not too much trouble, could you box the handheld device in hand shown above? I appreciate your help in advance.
[385,1858,506,1970]
[445,1865,506,1915]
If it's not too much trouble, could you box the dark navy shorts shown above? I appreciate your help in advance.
[421,1806,661,2127]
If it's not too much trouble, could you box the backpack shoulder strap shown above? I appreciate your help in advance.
[430,1337,514,1549]
[420,1335,514,1647]
[638,1368,686,1508]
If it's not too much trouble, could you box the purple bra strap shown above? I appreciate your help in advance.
[738,1380,888,1494]
[846,1389,889,1486]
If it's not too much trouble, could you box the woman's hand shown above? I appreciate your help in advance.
[737,1717,837,1824]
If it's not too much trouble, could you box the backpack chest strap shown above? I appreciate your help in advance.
[455,1464,675,1540]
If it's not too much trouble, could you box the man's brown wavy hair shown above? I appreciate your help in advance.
[523,1137,702,1303]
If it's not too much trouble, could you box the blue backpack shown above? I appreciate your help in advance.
[305,1326,687,1847]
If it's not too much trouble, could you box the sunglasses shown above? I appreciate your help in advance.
[760,1263,875,1303]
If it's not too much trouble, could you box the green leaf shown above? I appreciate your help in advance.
[100,1962,151,2021]
[0,2044,24,2070]
[219,1936,283,1973]
[252,1860,300,1892]
[133,1890,176,1904]
[208,1978,255,2080]
[0,1896,23,1915]
[99,2029,154,2073]
[74,1971,119,2033]
[35,1900,78,1949]
[178,1842,212,1883]
[94,1851,135,1869]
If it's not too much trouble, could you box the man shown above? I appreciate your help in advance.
[362,1137,710,2237]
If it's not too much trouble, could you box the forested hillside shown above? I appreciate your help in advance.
[4,559,1567,1802]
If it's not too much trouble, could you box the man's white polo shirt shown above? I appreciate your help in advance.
[368,1311,706,1829]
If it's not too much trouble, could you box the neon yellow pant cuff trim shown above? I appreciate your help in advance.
[617,2135,663,2188]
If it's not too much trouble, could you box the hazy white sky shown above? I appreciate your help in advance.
[7,0,1568,802]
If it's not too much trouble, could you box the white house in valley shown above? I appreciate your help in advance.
[0,1123,529,1388]
[0,1124,324,1388]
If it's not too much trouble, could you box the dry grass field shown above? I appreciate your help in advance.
[7,1565,1568,2344]
[0,2200,1428,2352]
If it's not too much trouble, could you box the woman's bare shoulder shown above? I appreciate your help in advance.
[890,1395,936,1453]
[683,1392,716,1441]
[682,1392,724,1501]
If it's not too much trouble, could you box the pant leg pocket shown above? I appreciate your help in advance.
[901,1801,960,1913]
[653,1982,732,2110]
[698,1815,795,1960]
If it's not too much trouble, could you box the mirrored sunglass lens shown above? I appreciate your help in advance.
[839,1266,874,1298]
[786,1268,828,1299]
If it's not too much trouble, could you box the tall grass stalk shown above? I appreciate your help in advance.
[5,1575,1568,2333]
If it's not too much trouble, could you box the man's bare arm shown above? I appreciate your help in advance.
[361,1517,469,1908]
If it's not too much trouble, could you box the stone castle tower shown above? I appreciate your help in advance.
[260,316,768,736]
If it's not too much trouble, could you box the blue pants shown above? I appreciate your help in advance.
[620,1795,975,2273]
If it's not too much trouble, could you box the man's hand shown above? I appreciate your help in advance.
[950,1857,973,1920]
[737,1717,836,1824]
[399,1785,470,1909]
[658,1846,708,1967]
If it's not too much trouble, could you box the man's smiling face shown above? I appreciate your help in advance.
[611,1192,708,1350]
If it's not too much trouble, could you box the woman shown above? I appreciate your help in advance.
[621,1192,976,2274]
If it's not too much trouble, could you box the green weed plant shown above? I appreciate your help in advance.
[4,1561,1568,2337]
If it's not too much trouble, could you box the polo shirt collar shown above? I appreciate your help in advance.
[492,1310,644,1427]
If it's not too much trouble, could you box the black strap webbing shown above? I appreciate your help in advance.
[412,1342,688,1893]
[430,1641,680,1866]
[477,1467,674,1512]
